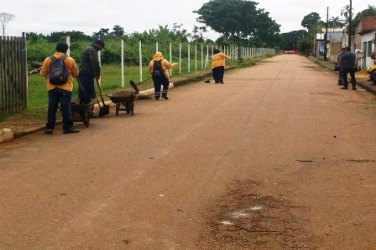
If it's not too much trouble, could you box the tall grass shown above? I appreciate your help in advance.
[28,63,215,110]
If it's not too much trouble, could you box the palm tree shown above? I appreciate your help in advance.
[341,5,352,21]
[329,16,345,31]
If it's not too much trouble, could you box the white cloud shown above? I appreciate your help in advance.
[3,0,374,37]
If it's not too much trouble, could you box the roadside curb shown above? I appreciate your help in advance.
[357,81,376,96]
[0,66,237,144]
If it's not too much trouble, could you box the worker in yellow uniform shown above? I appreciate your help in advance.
[211,49,230,84]
[148,52,177,100]
[40,42,80,134]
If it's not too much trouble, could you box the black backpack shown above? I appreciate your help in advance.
[49,55,69,85]
[152,59,165,78]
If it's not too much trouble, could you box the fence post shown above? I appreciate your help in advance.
[188,43,191,73]
[205,44,209,69]
[156,41,158,53]
[97,50,102,85]
[194,43,197,72]
[24,33,28,108]
[66,36,71,56]
[201,44,204,70]
[121,39,125,88]
[139,41,143,82]
[169,42,172,77]
[179,43,182,74]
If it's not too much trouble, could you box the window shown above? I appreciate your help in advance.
[367,41,372,57]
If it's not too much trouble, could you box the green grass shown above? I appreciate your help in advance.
[28,64,219,110]
[5,55,270,122]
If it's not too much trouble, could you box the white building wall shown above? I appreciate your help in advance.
[360,32,375,69]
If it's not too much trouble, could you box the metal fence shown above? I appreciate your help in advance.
[0,34,28,116]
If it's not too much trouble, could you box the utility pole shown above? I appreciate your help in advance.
[348,0,352,48]
[324,7,329,60]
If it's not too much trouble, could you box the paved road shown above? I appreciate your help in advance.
[1,55,376,249]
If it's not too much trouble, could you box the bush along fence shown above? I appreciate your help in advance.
[64,36,276,88]
[0,34,28,116]
[2,34,276,116]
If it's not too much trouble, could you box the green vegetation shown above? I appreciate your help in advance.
[3,0,281,122]
[194,0,280,47]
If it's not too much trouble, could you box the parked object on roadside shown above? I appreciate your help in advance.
[108,90,136,116]
[40,42,80,134]
[211,49,230,84]
[71,99,96,127]
[148,52,177,100]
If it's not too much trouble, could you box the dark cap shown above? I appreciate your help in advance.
[93,40,105,48]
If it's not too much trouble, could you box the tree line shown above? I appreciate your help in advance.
[24,0,281,66]
[10,0,373,63]
[280,4,376,55]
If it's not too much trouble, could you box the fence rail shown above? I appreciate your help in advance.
[0,34,28,116]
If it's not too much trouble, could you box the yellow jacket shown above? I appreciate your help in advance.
[211,52,230,69]
[148,52,177,79]
[40,52,79,92]
[368,64,376,74]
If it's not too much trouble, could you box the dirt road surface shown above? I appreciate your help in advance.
[1,55,376,249]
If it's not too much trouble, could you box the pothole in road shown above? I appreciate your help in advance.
[197,180,316,249]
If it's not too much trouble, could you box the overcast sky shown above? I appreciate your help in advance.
[3,0,374,39]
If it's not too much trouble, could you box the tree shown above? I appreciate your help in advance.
[194,0,280,47]
[279,30,307,50]
[341,5,352,21]
[0,12,15,37]
[191,25,207,42]
[352,5,376,30]
[301,12,321,33]
[328,16,345,30]
[301,12,322,54]
[111,25,124,37]
[46,31,90,43]
[92,28,110,40]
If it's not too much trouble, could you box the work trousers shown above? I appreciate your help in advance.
[153,76,169,99]
[342,68,356,88]
[46,88,73,131]
[212,66,225,83]
[78,74,96,104]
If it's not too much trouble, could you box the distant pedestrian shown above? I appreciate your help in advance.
[148,52,177,100]
[211,49,230,84]
[340,47,357,90]
[78,40,105,110]
[335,47,345,85]
[40,42,80,134]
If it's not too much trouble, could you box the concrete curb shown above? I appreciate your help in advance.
[0,83,176,144]
[357,81,376,96]
[0,67,237,144]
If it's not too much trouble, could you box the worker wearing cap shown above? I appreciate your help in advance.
[148,52,177,100]
[211,49,230,84]
[78,40,105,107]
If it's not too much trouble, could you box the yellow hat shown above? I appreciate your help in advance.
[153,51,164,61]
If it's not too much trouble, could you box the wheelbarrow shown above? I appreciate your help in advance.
[107,91,136,115]
[71,99,96,127]
[107,79,148,116]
